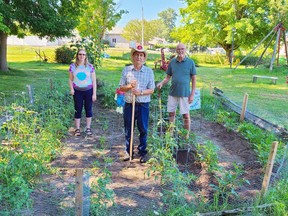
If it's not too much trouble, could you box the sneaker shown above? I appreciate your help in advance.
[123,152,130,161]
[140,154,149,163]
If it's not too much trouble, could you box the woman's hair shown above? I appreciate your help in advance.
[75,49,89,67]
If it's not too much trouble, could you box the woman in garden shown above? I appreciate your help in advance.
[68,49,97,136]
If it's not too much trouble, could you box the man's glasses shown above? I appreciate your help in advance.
[78,53,86,56]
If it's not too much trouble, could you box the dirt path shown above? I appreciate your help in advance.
[23,101,263,215]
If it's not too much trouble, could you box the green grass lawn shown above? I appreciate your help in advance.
[1,45,287,129]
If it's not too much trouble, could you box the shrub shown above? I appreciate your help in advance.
[55,46,75,64]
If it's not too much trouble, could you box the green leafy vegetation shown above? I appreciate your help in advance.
[0,81,73,212]
[1,45,287,215]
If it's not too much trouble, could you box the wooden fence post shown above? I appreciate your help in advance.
[75,168,84,216]
[240,93,249,121]
[261,141,279,196]
[26,85,34,104]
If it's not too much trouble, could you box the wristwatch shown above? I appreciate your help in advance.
[140,90,144,96]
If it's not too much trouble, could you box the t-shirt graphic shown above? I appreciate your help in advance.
[69,64,94,90]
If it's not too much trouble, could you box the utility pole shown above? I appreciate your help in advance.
[140,0,144,46]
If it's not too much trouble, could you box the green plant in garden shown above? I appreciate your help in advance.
[97,81,117,109]
[210,163,250,210]
[0,81,73,212]
[237,122,282,164]
[146,129,197,215]
[255,168,288,215]
[216,110,239,132]
[196,140,220,172]
[90,160,115,216]
[99,136,107,149]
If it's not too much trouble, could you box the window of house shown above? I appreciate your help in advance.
[112,38,116,43]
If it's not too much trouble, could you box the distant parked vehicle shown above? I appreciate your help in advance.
[207,48,226,55]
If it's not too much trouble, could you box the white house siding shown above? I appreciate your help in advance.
[104,33,129,48]
[7,36,70,46]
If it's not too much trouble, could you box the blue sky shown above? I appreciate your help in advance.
[115,0,185,27]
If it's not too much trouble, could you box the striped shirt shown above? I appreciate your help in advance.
[119,65,155,103]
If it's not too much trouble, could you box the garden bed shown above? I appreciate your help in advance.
[20,100,266,215]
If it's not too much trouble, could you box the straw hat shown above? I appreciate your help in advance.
[130,45,147,60]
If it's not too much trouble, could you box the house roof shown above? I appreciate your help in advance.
[106,26,123,35]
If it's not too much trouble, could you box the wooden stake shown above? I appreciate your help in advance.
[240,93,249,121]
[26,85,34,104]
[129,95,136,161]
[75,168,83,216]
[261,141,279,196]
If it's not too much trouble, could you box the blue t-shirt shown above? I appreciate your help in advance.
[166,56,196,97]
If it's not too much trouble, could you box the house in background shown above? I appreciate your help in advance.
[104,27,129,48]
[148,37,167,50]
[7,35,70,46]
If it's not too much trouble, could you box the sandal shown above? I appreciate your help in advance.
[74,129,81,136]
[85,128,92,136]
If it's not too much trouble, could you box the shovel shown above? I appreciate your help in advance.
[158,89,163,137]
[129,94,136,162]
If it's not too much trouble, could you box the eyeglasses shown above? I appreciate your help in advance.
[78,53,86,56]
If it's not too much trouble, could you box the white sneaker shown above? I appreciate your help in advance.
[123,152,130,161]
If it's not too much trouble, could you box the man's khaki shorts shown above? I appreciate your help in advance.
[167,95,190,114]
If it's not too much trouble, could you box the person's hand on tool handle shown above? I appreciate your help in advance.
[156,82,163,90]
[157,76,170,90]
[130,79,141,96]
[130,79,137,89]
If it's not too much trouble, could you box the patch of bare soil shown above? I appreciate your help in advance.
[23,101,263,215]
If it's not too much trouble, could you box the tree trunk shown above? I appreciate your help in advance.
[0,31,8,72]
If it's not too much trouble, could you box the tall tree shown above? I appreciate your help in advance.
[122,19,161,45]
[77,0,127,41]
[171,0,288,62]
[76,0,127,67]
[158,8,178,42]
[0,0,84,72]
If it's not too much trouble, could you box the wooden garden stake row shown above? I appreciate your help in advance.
[75,168,91,216]
[240,93,248,121]
[261,141,279,196]
[75,168,83,216]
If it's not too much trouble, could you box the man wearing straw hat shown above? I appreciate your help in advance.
[119,45,155,163]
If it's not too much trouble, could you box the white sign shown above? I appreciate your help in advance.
[190,89,201,110]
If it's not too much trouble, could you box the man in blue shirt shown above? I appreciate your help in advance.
[119,45,155,163]
[157,43,197,138]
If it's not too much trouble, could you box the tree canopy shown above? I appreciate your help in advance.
[77,0,127,40]
[75,0,127,68]
[171,0,288,59]
[158,8,178,42]
[0,0,84,71]
[122,8,178,45]
[122,19,162,45]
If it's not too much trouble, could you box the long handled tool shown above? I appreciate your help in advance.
[158,89,163,137]
[129,94,136,162]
